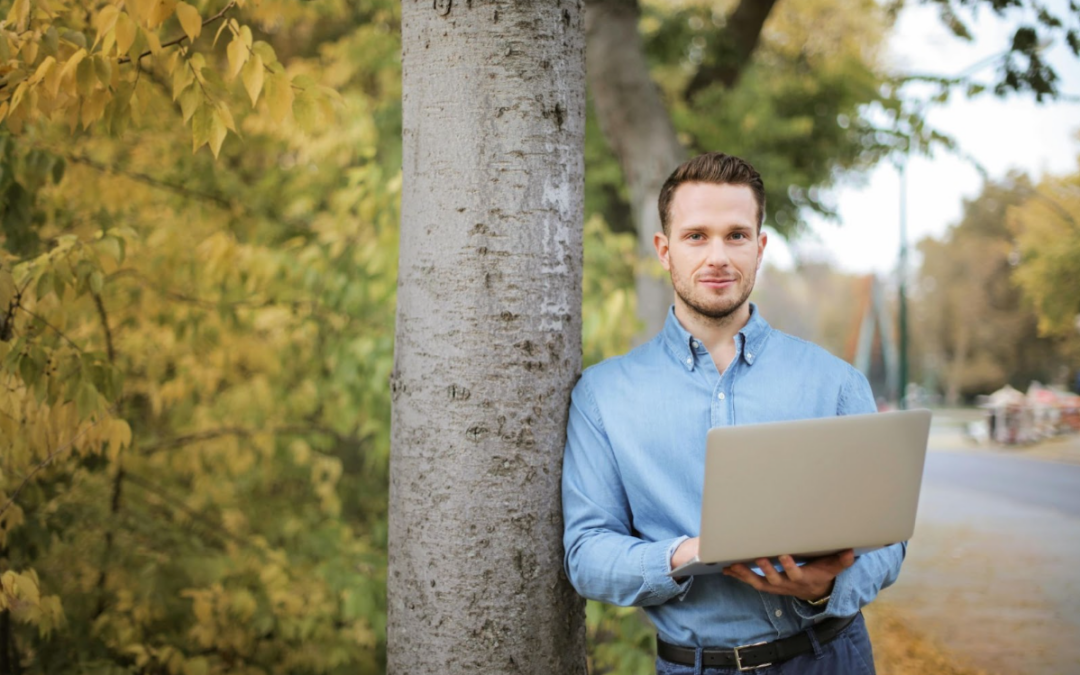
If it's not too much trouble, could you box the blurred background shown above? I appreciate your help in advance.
[1,0,1078,673]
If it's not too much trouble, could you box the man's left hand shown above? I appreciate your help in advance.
[721,550,855,602]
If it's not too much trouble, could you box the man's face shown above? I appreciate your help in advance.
[653,182,767,322]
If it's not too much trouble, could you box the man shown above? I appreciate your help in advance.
[562,152,902,674]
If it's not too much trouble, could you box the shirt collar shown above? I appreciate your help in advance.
[661,303,772,371]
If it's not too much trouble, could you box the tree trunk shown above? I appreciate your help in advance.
[390,1,587,673]
[585,0,683,340]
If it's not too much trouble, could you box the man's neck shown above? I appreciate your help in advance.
[674,301,752,374]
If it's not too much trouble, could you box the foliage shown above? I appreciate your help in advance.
[913,173,1078,402]
[1008,161,1080,337]
[1,0,400,672]
[583,0,905,238]
[0,0,338,158]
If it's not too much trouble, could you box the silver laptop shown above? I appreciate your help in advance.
[669,409,932,577]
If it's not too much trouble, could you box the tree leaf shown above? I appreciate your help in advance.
[175,2,202,43]
[115,13,137,56]
[227,35,247,80]
[178,85,201,123]
[6,0,30,32]
[208,109,228,158]
[241,54,264,106]
[267,72,293,123]
[191,102,213,152]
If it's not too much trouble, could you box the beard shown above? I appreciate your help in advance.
[670,267,756,322]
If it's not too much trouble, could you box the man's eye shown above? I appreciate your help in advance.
[688,233,704,241]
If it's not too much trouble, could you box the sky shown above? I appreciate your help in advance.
[765,2,1080,275]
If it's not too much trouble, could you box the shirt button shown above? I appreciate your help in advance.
[691,341,699,348]
[775,609,783,618]
[747,352,754,359]
[718,393,725,400]
[686,357,692,364]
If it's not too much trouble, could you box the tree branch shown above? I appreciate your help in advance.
[141,424,351,454]
[116,1,237,66]
[63,153,236,211]
[15,306,84,353]
[683,0,779,100]
[92,292,116,363]
[0,409,116,519]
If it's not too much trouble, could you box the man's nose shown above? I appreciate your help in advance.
[704,241,730,266]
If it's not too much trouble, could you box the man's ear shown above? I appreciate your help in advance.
[654,231,671,271]
[756,230,768,269]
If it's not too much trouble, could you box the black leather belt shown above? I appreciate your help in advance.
[656,613,858,671]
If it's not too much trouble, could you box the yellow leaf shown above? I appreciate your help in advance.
[240,25,252,48]
[28,56,56,86]
[226,35,247,80]
[58,49,88,97]
[115,12,137,55]
[94,5,120,46]
[0,101,7,124]
[143,27,162,55]
[241,54,263,106]
[148,0,178,29]
[216,101,236,132]
[6,0,30,32]
[267,71,292,123]
[175,2,201,42]
[208,108,228,158]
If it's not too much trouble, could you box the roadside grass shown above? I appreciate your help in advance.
[866,603,991,675]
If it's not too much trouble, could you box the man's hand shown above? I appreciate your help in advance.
[722,550,855,602]
[670,537,699,572]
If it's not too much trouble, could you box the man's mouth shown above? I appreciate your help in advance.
[698,277,737,288]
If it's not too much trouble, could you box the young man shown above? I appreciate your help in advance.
[562,152,902,674]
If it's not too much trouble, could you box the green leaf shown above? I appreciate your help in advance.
[267,72,294,124]
[251,41,276,65]
[179,85,201,124]
[76,380,99,419]
[36,270,54,300]
[89,270,104,295]
[191,103,213,152]
[93,56,112,88]
[294,92,318,132]
[97,236,123,264]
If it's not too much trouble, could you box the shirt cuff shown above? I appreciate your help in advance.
[792,565,854,621]
[639,536,694,604]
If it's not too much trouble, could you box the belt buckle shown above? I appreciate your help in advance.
[733,641,771,671]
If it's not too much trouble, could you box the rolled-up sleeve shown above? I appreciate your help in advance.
[562,375,691,606]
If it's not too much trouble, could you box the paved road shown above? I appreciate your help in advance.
[883,442,1080,675]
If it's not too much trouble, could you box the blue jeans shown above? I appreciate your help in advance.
[656,612,876,675]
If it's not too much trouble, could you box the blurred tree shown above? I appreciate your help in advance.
[913,174,1076,403]
[585,0,1080,337]
[1,0,400,672]
[1008,160,1080,338]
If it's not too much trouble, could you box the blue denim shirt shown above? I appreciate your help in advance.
[562,304,905,648]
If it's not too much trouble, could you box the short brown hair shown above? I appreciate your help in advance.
[657,152,766,234]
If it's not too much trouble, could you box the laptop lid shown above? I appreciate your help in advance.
[692,409,931,572]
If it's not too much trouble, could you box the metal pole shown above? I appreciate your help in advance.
[898,160,909,410]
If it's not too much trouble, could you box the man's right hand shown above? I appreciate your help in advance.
[670,536,700,572]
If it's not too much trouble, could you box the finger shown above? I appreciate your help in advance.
[778,554,803,582]
[724,564,764,590]
[755,558,784,586]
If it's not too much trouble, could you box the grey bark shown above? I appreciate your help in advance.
[585,0,682,340]
[389,1,587,673]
